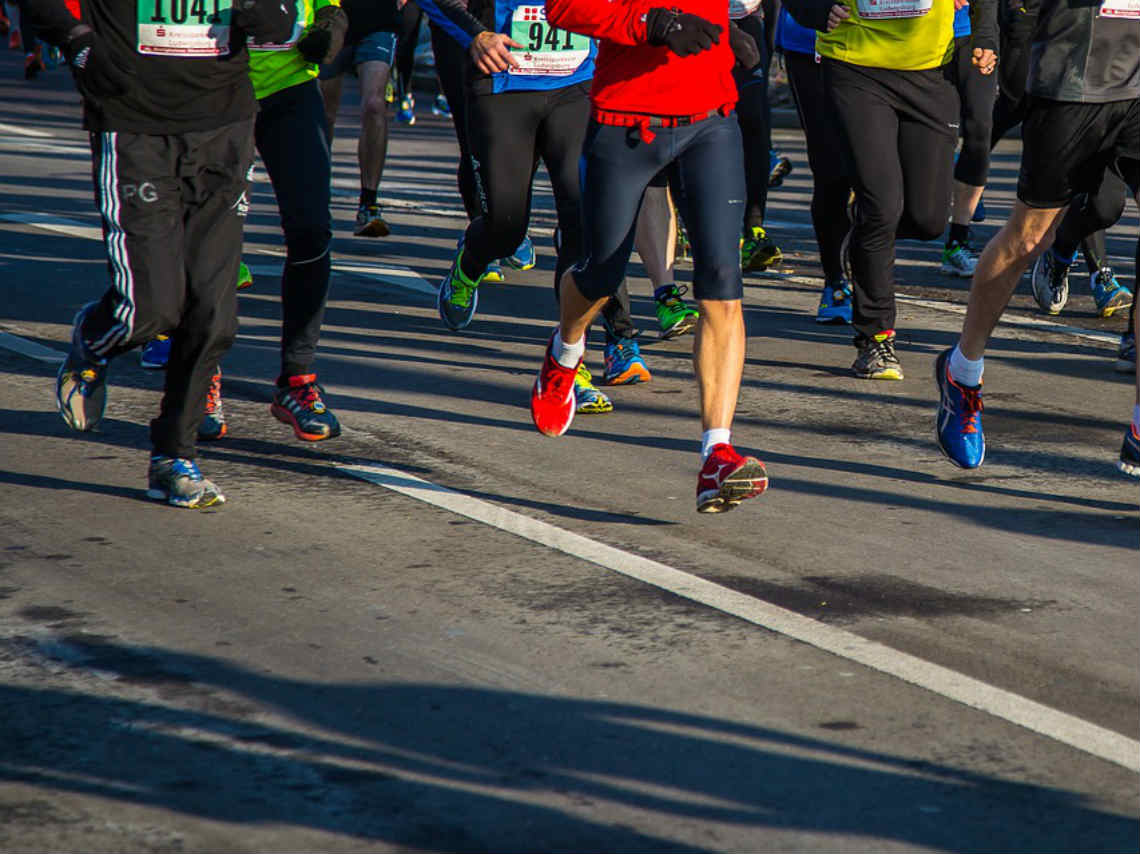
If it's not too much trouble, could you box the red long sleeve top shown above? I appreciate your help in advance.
[545,0,737,118]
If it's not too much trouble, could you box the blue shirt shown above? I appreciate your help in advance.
[776,7,816,56]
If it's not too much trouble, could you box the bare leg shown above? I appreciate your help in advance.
[318,75,343,144]
[558,270,610,344]
[950,180,985,229]
[958,201,1067,359]
[693,299,745,431]
[635,184,676,288]
[356,60,393,195]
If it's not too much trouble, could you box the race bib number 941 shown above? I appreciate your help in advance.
[509,5,589,76]
[138,0,233,56]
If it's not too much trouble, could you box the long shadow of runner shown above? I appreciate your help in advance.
[3,636,1135,853]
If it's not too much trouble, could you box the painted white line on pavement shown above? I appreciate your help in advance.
[338,460,1140,773]
[0,123,53,137]
[248,261,437,298]
[897,295,1123,346]
[0,332,64,363]
[0,211,103,242]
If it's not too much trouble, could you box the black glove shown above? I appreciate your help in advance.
[63,29,136,102]
[297,4,347,63]
[728,21,760,71]
[645,7,722,56]
[233,0,298,45]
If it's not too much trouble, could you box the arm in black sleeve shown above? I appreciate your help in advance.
[782,0,835,33]
[22,0,81,46]
[967,0,997,52]
[416,0,484,48]
[233,0,299,46]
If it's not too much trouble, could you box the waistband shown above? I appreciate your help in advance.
[590,104,734,143]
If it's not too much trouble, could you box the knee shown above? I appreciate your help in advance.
[908,207,947,242]
[284,226,331,265]
[362,93,387,121]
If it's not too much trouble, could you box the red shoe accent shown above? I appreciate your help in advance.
[530,334,579,437]
[696,443,768,513]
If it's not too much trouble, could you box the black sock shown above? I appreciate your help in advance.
[360,188,378,208]
[947,223,970,248]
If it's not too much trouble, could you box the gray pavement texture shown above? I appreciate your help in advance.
[0,53,1138,853]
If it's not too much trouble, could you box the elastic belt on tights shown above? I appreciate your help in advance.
[590,104,733,143]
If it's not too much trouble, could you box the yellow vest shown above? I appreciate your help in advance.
[816,0,956,71]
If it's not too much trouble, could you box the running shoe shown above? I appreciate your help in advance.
[741,226,782,273]
[1115,332,1135,374]
[768,151,793,188]
[385,79,395,103]
[24,47,44,80]
[934,348,985,469]
[438,250,482,331]
[574,364,613,414]
[503,234,536,271]
[354,204,391,237]
[483,259,504,283]
[654,283,699,339]
[1030,248,1073,315]
[696,443,768,514]
[530,333,578,437]
[1090,268,1132,318]
[431,93,451,117]
[396,95,416,125]
[971,196,986,223]
[237,261,253,291]
[675,214,691,262]
[56,307,108,431]
[602,337,652,385]
[139,334,171,370]
[852,330,903,380]
[940,241,978,278]
[147,455,225,509]
[270,374,341,441]
[1119,424,1140,478]
[815,278,852,324]
[198,369,226,441]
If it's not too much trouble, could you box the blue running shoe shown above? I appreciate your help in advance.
[1119,424,1140,478]
[396,94,415,125]
[438,250,482,331]
[574,364,613,413]
[431,93,451,117]
[147,455,225,508]
[971,195,986,223]
[503,234,536,271]
[602,337,651,386]
[815,278,852,324]
[934,348,985,468]
[56,306,108,432]
[139,335,171,369]
[483,259,504,283]
[1090,267,1132,318]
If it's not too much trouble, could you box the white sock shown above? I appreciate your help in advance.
[1132,404,1140,434]
[552,329,584,369]
[948,344,983,387]
[701,428,731,460]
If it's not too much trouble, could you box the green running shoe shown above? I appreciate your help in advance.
[654,283,699,339]
[574,364,613,413]
[438,249,483,331]
[741,225,782,273]
[237,261,253,291]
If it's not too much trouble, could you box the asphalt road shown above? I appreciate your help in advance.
[0,52,1137,853]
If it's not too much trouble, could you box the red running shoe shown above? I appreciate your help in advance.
[530,333,579,437]
[696,443,768,513]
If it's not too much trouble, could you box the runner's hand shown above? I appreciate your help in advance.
[972,46,996,74]
[470,31,521,74]
[297,4,348,63]
[64,28,136,102]
[729,21,761,71]
[826,4,850,30]
[646,8,722,56]
[233,0,298,45]
[954,0,969,10]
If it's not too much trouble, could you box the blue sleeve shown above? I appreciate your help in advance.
[415,0,483,49]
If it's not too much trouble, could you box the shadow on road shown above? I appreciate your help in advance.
[2,634,1136,853]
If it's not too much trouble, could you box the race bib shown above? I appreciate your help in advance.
[1099,0,1140,18]
[137,0,233,56]
[729,0,763,19]
[855,0,932,19]
[508,5,589,76]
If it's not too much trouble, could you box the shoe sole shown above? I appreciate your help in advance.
[939,264,975,278]
[697,460,769,513]
[933,352,985,469]
[1030,256,1068,314]
[815,311,851,325]
[354,221,391,238]
[146,487,226,509]
[1098,298,1132,318]
[743,253,783,274]
[852,368,904,380]
[660,316,698,339]
[270,403,341,442]
[503,257,536,271]
[1118,459,1140,477]
[56,367,106,431]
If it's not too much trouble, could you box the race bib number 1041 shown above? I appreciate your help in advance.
[137,0,233,56]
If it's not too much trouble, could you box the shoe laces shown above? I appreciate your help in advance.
[286,380,325,412]
[658,283,690,308]
[610,338,640,363]
[1093,267,1118,291]
[956,385,984,434]
[542,357,575,398]
[863,334,896,363]
[574,364,596,389]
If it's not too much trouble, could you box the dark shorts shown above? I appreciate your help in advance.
[318,30,398,79]
[1018,97,1140,208]
[573,114,746,302]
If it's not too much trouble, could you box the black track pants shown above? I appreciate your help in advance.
[952,36,996,188]
[734,11,771,232]
[824,58,958,339]
[81,119,254,459]
[430,24,480,219]
[255,79,333,382]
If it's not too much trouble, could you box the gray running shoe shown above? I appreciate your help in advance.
[146,455,225,509]
[56,307,107,431]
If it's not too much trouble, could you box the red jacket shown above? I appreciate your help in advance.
[545,0,736,118]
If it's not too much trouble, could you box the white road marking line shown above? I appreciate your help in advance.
[0,332,64,363]
[0,211,103,241]
[339,460,1140,773]
[0,123,53,138]
[248,261,438,298]
[897,295,1123,346]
